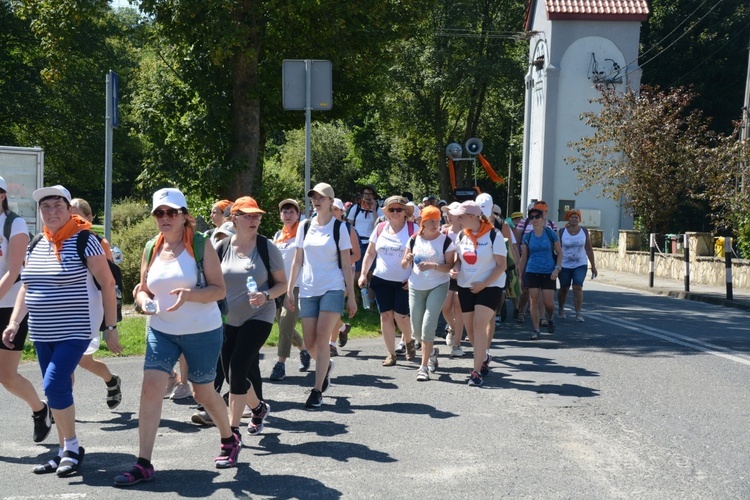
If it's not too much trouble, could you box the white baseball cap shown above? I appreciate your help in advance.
[475,193,493,217]
[332,198,345,211]
[152,187,187,213]
[33,185,71,203]
[0,176,8,193]
[407,201,420,219]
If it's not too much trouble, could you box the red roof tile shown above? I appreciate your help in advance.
[546,0,649,16]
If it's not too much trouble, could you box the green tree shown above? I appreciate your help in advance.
[566,85,731,234]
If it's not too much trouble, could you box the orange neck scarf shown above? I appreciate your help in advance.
[149,226,196,268]
[463,220,493,249]
[275,221,299,243]
[43,214,91,261]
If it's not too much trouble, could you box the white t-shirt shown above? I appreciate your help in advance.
[408,233,454,291]
[146,249,223,335]
[455,230,507,289]
[0,213,28,308]
[295,217,352,298]
[369,222,414,283]
[347,203,384,244]
[274,230,300,288]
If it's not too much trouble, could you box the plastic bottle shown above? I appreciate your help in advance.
[246,276,259,309]
[143,299,157,314]
[360,287,371,310]
[414,256,430,277]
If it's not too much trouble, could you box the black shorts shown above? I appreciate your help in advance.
[370,275,410,315]
[523,272,557,291]
[457,286,503,313]
[0,308,29,352]
[448,278,459,292]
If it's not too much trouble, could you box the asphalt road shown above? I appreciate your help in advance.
[2,279,750,499]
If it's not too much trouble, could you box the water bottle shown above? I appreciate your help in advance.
[246,276,259,309]
[414,255,430,277]
[143,299,157,314]
[360,287,371,310]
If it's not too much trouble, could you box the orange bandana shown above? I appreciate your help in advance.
[463,220,494,249]
[148,226,196,269]
[43,214,91,261]
[275,221,299,244]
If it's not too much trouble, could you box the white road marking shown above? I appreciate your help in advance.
[587,312,750,367]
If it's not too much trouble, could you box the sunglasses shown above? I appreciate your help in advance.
[388,207,405,213]
[234,213,262,220]
[529,214,543,220]
[153,208,181,218]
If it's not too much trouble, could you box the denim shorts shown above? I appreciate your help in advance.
[299,289,345,318]
[144,325,224,384]
[558,265,588,288]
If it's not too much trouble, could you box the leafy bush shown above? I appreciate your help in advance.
[111,198,150,232]
[736,218,750,259]
[113,217,156,303]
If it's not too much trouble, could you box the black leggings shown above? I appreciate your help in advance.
[221,319,273,401]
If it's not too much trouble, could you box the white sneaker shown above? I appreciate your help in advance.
[170,382,192,400]
[416,366,430,381]
[445,331,454,346]
[428,348,439,372]
[395,341,406,355]
[191,410,214,426]
[450,345,464,357]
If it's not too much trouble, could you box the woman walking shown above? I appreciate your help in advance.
[440,202,464,357]
[518,203,563,340]
[3,185,119,477]
[286,183,356,408]
[218,196,287,436]
[115,188,236,486]
[0,177,53,444]
[269,198,310,380]
[69,198,123,410]
[557,209,597,321]
[359,195,417,366]
[449,201,507,387]
[401,206,455,381]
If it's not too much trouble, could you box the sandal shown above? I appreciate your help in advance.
[516,313,525,324]
[107,375,122,410]
[33,455,61,474]
[56,446,85,477]
[114,463,156,487]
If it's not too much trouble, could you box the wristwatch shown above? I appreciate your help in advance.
[262,291,270,302]
[105,325,117,331]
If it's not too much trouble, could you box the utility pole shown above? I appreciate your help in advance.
[741,33,750,193]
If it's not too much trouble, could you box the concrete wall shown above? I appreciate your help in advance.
[593,231,750,289]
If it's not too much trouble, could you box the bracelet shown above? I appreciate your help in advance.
[8,320,19,329]
[554,266,562,270]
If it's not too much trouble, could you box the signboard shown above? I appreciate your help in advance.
[0,146,44,234]
[282,60,332,110]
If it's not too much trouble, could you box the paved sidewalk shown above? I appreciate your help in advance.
[592,268,750,311]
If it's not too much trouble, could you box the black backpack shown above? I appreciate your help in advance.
[29,230,123,330]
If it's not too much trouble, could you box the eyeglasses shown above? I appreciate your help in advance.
[388,207,405,213]
[234,213,262,220]
[528,214,543,220]
[153,208,181,218]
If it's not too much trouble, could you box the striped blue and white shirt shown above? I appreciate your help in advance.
[22,233,104,342]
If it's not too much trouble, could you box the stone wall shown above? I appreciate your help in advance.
[593,231,750,289]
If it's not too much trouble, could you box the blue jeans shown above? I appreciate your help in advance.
[144,325,224,384]
[409,282,449,343]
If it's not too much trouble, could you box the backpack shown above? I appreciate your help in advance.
[301,218,345,268]
[144,232,229,321]
[29,230,123,330]
[216,234,285,309]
